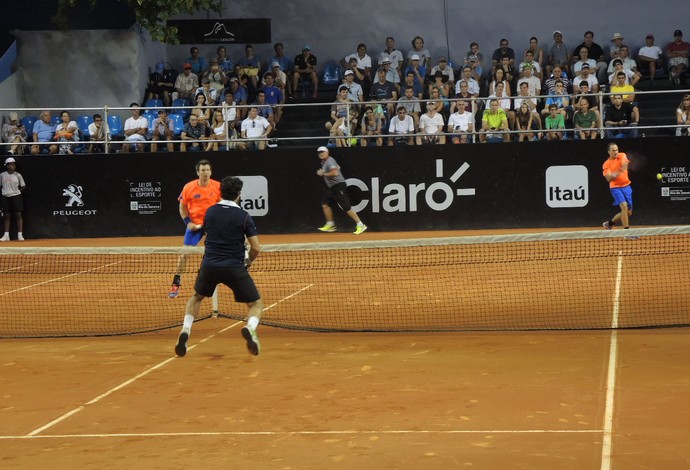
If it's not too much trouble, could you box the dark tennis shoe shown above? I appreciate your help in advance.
[241,326,261,356]
[175,331,189,357]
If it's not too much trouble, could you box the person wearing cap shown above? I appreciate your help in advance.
[464,42,486,80]
[315,146,367,235]
[0,157,26,241]
[379,57,400,88]
[609,33,627,61]
[264,61,287,95]
[215,46,234,73]
[185,46,208,76]
[196,77,218,107]
[403,53,427,87]
[30,111,58,155]
[428,70,450,115]
[407,36,431,69]
[417,101,445,145]
[202,57,226,93]
[293,45,318,99]
[491,38,515,74]
[2,112,27,156]
[237,44,261,90]
[573,46,597,78]
[379,37,404,82]
[518,49,541,80]
[667,30,689,85]
[547,31,571,79]
[636,34,664,83]
[342,69,364,106]
[147,61,175,107]
[150,109,175,152]
[174,62,199,100]
[430,56,455,89]
[572,31,607,85]
[573,62,599,94]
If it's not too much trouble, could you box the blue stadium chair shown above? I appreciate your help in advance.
[76,115,93,138]
[20,116,37,137]
[321,61,342,86]
[145,99,163,110]
[107,115,123,138]
[50,115,62,125]
[169,113,185,136]
[172,98,192,120]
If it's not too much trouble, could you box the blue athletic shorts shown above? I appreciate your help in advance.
[183,227,205,246]
[610,185,633,209]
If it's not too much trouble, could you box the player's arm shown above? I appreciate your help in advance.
[179,201,198,230]
[317,165,340,177]
[245,235,261,267]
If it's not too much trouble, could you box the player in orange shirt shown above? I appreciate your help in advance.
[170,159,221,298]
[602,142,633,230]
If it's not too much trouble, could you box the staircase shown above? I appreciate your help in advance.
[636,75,689,137]
[273,83,340,148]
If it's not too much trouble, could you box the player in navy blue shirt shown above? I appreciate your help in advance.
[175,176,264,357]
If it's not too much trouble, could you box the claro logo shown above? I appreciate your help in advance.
[545,165,589,208]
[348,159,475,213]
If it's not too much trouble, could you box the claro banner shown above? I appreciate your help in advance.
[16,137,690,238]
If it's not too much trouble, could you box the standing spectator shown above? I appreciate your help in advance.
[2,112,27,156]
[174,63,199,100]
[150,109,175,152]
[573,97,599,140]
[492,38,515,74]
[186,47,208,76]
[237,44,261,91]
[637,34,664,84]
[667,30,690,85]
[53,110,79,155]
[416,102,445,145]
[546,31,571,78]
[30,111,57,155]
[387,106,415,146]
[675,93,690,136]
[240,107,272,150]
[87,113,110,154]
[408,36,431,69]
[316,146,367,235]
[379,37,404,83]
[123,103,148,153]
[180,114,207,152]
[447,99,474,144]
[293,45,318,99]
[572,31,608,85]
[147,61,176,107]
[604,95,639,138]
[0,157,26,241]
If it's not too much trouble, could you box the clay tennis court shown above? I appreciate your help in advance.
[1,229,689,469]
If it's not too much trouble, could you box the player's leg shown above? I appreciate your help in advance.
[241,298,264,356]
[175,292,205,357]
[318,192,337,232]
[335,186,367,235]
[170,229,203,298]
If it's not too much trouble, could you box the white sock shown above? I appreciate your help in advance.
[247,316,259,330]
[357,222,364,226]
[18,232,23,236]
[2,232,8,237]
[325,221,334,226]
[182,313,195,332]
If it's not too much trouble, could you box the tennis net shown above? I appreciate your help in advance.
[1,226,689,338]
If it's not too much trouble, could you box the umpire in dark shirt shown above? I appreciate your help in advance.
[175,176,264,357]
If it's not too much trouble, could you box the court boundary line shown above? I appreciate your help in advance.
[0,261,121,297]
[23,284,314,437]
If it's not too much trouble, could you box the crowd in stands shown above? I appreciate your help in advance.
[3,29,689,153]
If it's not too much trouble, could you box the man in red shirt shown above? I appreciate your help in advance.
[170,159,221,298]
[667,29,689,85]
[602,143,633,230]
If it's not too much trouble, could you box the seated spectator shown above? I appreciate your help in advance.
[676,93,690,136]
[401,70,424,100]
[396,86,422,128]
[416,101,445,145]
[464,42,486,81]
[524,36,545,72]
[447,99,474,144]
[519,49,542,79]
[326,86,358,146]
[609,72,636,103]
[202,58,226,93]
[489,67,512,97]
[272,42,294,79]
[604,95,639,138]
[341,43,373,94]
[54,110,79,155]
[543,65,572,95]
[546,31,571,79]
[408,36,432,69]
[541,80,570,119]
[150,109,175,152]
[180,114,207,151]
[342,70,364,111]
[123,103,148,153]
[516,65,541,98]
[254,90,275,133]
[667,30,689,85]
[573,64,599,94]
[222,77,248,119]
[428,71,451,112]
[387,106,415,146]
[370,68,398,114]
[456,66,481,97]
[606,45,639,77]
[486,82,514,129]
[191,93,211,126]
[572,46,597,78]
[207,110,240,151]
[572,81,601,125]
[514,101,536,142]
[240,106,272,150]
[87,113,109,153]
[514,81,542,131]
[221,91,240,132]
[491,38,516,74]
[573,97,599,140]
[480,99,510,143]
[2,112,27,155]
[186,47,208,76]
[608,59,640,87]
[360,106,383,147]
[498,54,517,93]
[379,37,404,85]
[292,45,318,99]
[147,61,175,107]
[216,46,234,73]
[195,78,218,107]
[237,44,261,91]
[572,31,608,84]
[428,87,449,121]
[636,34,664,84]
[261,73,284,126]
[452,80,481,117]
[609,33,627,61]
[379,57,401,91]
[30,111,57,155]
[264,62,288,97]
[430,56,455,90]
[174,63,199,100]
[544,104,565,140]
[404,54,427,87]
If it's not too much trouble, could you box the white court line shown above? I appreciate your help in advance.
[24,283,314,437]
[0,262,39,275]
[0,262,121,296]
[2,428,601,440]
[600,251,623,470]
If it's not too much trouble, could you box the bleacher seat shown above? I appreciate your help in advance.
[322,62,343,86]
[145,99,163,110]
[169,113,185,136]
[50,115,62,125]
[76,115,93,138]
[20,116,37,136]
[172,98,192,120]
[107,115,123,138]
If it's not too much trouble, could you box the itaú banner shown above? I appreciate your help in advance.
[167,18,271,44]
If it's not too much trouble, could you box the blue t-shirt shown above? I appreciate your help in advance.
[33,120,56,142]
[202,200,258,267]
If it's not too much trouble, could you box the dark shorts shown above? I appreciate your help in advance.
[1,195,23,213]
[194,264,260,303]
[321,182,351,211]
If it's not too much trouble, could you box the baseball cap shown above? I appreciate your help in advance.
[468,54,478,61]
[646,33,655,39]
[155,62,164,73]
[581,63,590,68]
[410,54,420,61]
[201,77,210,84]
[381,56,392,64]
[439,56,447,62]
[674,30,683,37]
[271,61,280,67]
[9,111,18,121]
[5,157,16,165]
[522,63,533,69]
[302,44,311,51]
[209,57,219,64]
[183,62,192,69]
[553,30,562,36]
[344,69,354,76]
[317,146,328,153]
[611,32,624,41]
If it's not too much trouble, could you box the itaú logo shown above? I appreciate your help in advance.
[348,159,475,213]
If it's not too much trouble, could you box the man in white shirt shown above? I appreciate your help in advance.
[388,106,415,146]
[637,34,664,83]
[417,102,445,145]
[123,103,148,153]
[240,107,272,150]
[447,100,474,144]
